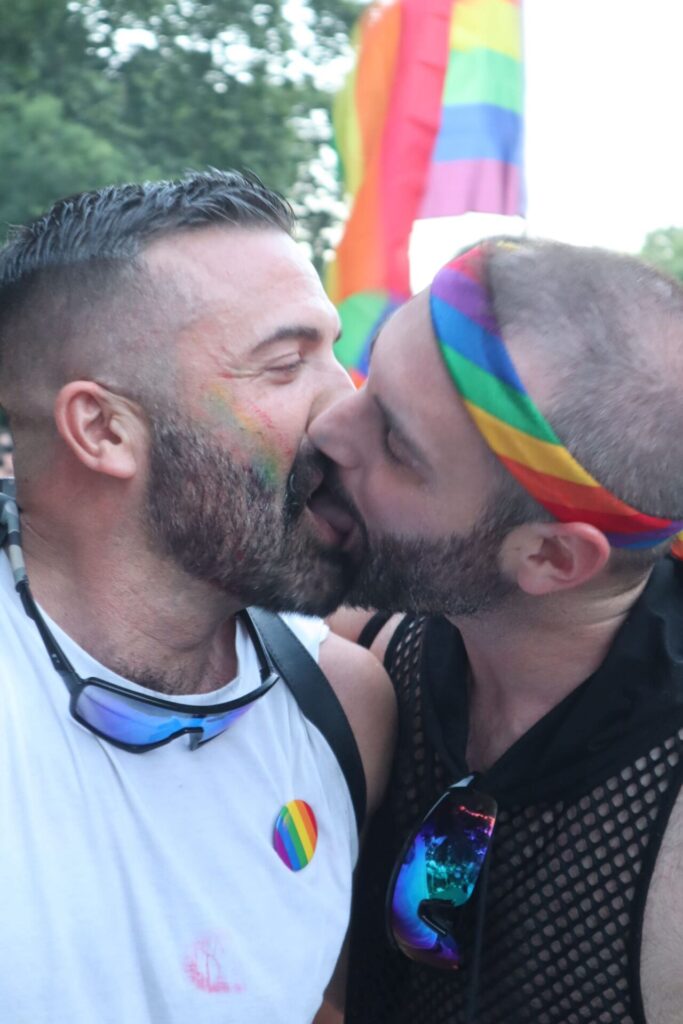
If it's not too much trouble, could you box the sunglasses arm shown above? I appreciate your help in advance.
[0,493,80,689]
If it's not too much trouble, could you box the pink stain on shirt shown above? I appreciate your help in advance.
[183,933,245,994]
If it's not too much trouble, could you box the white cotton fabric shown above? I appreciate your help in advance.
[0,550,357,1023]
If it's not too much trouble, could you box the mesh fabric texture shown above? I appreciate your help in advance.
[346,590,683,1024]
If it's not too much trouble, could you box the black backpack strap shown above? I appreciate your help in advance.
[247,607,367,834]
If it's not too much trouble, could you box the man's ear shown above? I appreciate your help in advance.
[501,521,611,596]
[54,382,143,479]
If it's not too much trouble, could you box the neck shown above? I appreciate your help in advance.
[18,511,241,696]
[453,577,649,772]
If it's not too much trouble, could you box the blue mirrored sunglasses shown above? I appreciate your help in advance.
[1,489,278,752]
[386,779,497,969]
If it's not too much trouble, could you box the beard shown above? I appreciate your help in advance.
[144,412,358,616]
[339,488,531,619]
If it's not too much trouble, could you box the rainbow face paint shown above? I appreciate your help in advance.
[273,800,318,872]
[201,381,285,488]
[429,244,683,556]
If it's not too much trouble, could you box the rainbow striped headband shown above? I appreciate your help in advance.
[429,244,683,558]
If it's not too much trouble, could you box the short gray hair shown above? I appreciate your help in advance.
[485,238,683,575]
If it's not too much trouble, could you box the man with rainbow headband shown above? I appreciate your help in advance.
[310,239,683,1024]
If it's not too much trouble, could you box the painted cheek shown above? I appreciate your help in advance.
[200,383,291,486]
[244,403,297,463]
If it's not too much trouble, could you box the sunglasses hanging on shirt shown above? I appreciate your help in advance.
[0,485,279,752]
[386,776,497,970]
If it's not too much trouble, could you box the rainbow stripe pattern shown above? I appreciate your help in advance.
[430,244,683,554]
[328,0,525,386]
[273,800,318,872]
[419,0,525,218]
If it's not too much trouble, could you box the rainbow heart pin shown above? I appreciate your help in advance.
[273,800,318,871]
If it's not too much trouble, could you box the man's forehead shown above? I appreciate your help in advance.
[141,228,338,358]
[368,286,490,447]
[369,289,433,365]
[142,224,293,280]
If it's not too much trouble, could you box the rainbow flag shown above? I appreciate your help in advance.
[328,0,525,384]
[420,0,524,218]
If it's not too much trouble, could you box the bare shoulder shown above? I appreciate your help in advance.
[326,606,376,643]
[318,631,397,815]
[327,607,404,660]
[640,784,683,1023]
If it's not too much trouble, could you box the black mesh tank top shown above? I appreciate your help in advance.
[346,558,683,1024]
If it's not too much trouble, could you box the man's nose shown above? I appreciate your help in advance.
[308,388,361,470]
[308,354,355,420]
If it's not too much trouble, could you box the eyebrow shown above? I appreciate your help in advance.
[253,324,342,353]
[373,393,429,468]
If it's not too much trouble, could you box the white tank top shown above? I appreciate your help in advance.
[0,551,357,1023]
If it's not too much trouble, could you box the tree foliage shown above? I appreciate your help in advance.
[0,0,362,251]
[640,227,683,284]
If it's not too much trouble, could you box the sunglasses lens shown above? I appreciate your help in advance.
[77,685,247,748]
[77,685,197,746]
[76,676,271,750]
[198,705,249,740]
[388,788,496,969]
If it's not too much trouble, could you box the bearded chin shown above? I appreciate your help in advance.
[143,413,356,615]
[345,524,517,618]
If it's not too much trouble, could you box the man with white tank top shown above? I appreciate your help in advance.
[0,171,395,1024]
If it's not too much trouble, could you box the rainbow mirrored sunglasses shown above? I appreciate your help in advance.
[0,489,279,752]
[386,777,497,969]
[429,243,683,557]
